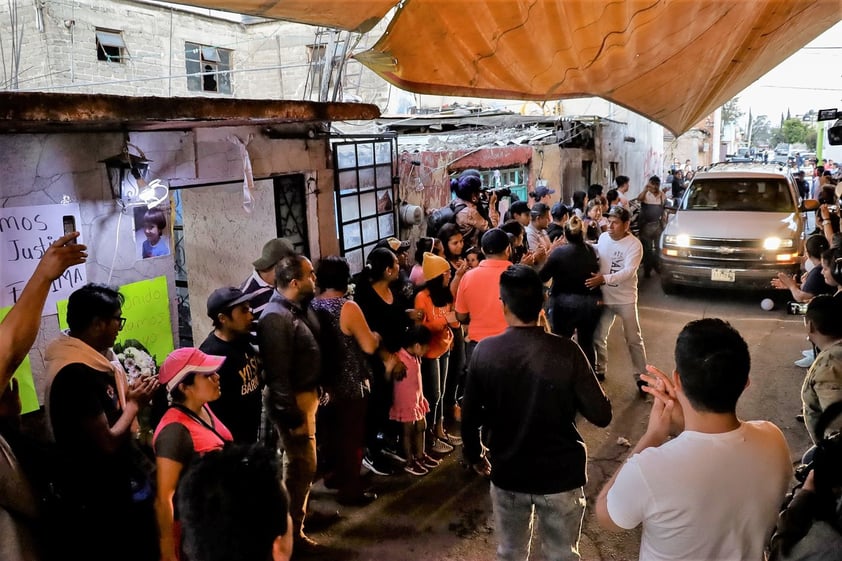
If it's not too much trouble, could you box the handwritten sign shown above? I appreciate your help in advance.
[0,306,39,414]
[0,204,87,313]
[57,276,174,366]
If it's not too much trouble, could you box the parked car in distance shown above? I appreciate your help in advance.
[659,162,819,293]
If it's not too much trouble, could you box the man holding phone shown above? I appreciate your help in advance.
[0,231,87,561]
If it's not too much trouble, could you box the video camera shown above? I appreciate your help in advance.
[817,108,842,146]
[480,185,513,200]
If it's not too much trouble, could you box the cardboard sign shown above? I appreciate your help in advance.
[56,275,174,366]
[0,204,87,313]
[0,306,39,414]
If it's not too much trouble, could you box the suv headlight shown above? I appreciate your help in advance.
[664,234,690,247]
[763,237,794,250]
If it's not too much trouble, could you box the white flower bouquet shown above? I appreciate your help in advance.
[113,339,159,447]
[114,339,158,385]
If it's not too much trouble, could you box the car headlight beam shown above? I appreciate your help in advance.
[763,237,793,250]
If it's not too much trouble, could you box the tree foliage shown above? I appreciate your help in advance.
[781,118,810,144]
[750,115,772,147]
[721,97,744,126]
[769,118,812,147]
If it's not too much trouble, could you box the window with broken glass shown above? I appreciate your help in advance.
[185,42,232,94]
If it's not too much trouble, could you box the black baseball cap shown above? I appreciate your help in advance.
[606,206,631,222]
[207,287,253,319]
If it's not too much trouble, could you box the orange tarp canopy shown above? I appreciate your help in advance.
[168,0,841,135]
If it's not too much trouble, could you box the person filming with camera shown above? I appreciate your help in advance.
[451,170,499,249]
[800,295,842,445]
[769,399,842,561]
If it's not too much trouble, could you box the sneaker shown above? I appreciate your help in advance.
[802,349,815,358]
[381,446,408,464]
[795,356,814,368]
[429,438,454,455]
[362,454,395,476]
[404,460,429,476]
[441,431,463,446]
[419,454,440,469]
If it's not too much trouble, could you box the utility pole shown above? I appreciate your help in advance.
[746,108,753,148]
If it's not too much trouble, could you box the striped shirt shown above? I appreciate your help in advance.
[240,270,274,320]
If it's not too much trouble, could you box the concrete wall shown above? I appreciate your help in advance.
[596,115,665,197]
[0,132,177,403]
[181,179,276,343]
[3,0,387,105]
[0,125,334,405]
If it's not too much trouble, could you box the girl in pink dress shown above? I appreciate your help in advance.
[389,325,440,476]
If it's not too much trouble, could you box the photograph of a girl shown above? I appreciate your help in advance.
[134,206,172,259]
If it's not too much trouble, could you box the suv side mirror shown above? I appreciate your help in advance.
[801,199,820,212]
[665,199,678,212]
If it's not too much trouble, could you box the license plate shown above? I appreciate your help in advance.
[711,268,735,282]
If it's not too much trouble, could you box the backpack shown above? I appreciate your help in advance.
[426,200,467,237]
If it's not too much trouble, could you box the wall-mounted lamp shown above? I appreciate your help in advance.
[100,143,168,208]
[101,143,151,200]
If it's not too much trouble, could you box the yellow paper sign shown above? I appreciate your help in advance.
[56,276,175,367]
[0,306,39,414]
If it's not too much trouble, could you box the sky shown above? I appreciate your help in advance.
[735,21,842,123]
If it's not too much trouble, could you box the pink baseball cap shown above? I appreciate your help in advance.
[158,347,225,393]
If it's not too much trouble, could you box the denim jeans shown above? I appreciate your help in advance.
[490,483,586,561]
[422,352,450,429]
[593,301,647,378]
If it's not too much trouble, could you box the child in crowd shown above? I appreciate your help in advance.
[415,252,462,455]
[410,237,445,286]
[389,325,440,476]
[584,199,604,242]
[465,246,484,269]
[142,208,170,258]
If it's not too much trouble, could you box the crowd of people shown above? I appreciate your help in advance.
[2,165,841,561]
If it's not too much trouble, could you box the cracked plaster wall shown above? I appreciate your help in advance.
[0,131,183,407]
[0,126,335,410]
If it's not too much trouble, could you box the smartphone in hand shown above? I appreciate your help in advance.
[62,215,77,245]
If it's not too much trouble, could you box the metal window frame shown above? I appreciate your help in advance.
[332,135,397,273]
[96,29,128,62]
[185,42,233,94]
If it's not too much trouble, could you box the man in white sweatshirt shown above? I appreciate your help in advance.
[585,206,647,393]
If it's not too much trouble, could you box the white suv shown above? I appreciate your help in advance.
[659,163,817,293]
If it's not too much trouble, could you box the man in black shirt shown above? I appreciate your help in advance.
[199,287,263,444]
[45,283,159,561]
[257,255,322,553]
[462,265,612,560]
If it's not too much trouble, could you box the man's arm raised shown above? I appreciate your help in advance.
[0,232,87,393]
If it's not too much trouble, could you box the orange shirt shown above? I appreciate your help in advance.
[454,259,510,342]
[414,289,457,359]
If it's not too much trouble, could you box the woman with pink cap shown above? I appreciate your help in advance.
[152,347,232,561]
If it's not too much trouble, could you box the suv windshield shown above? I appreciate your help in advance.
[682,178,793,212]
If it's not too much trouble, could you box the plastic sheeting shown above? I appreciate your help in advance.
[166,0,841,135]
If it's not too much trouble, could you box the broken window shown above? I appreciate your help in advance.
[96,29,128,63]
[185,42,232,94]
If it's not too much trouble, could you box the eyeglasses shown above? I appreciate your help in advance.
[113,316,127,330]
